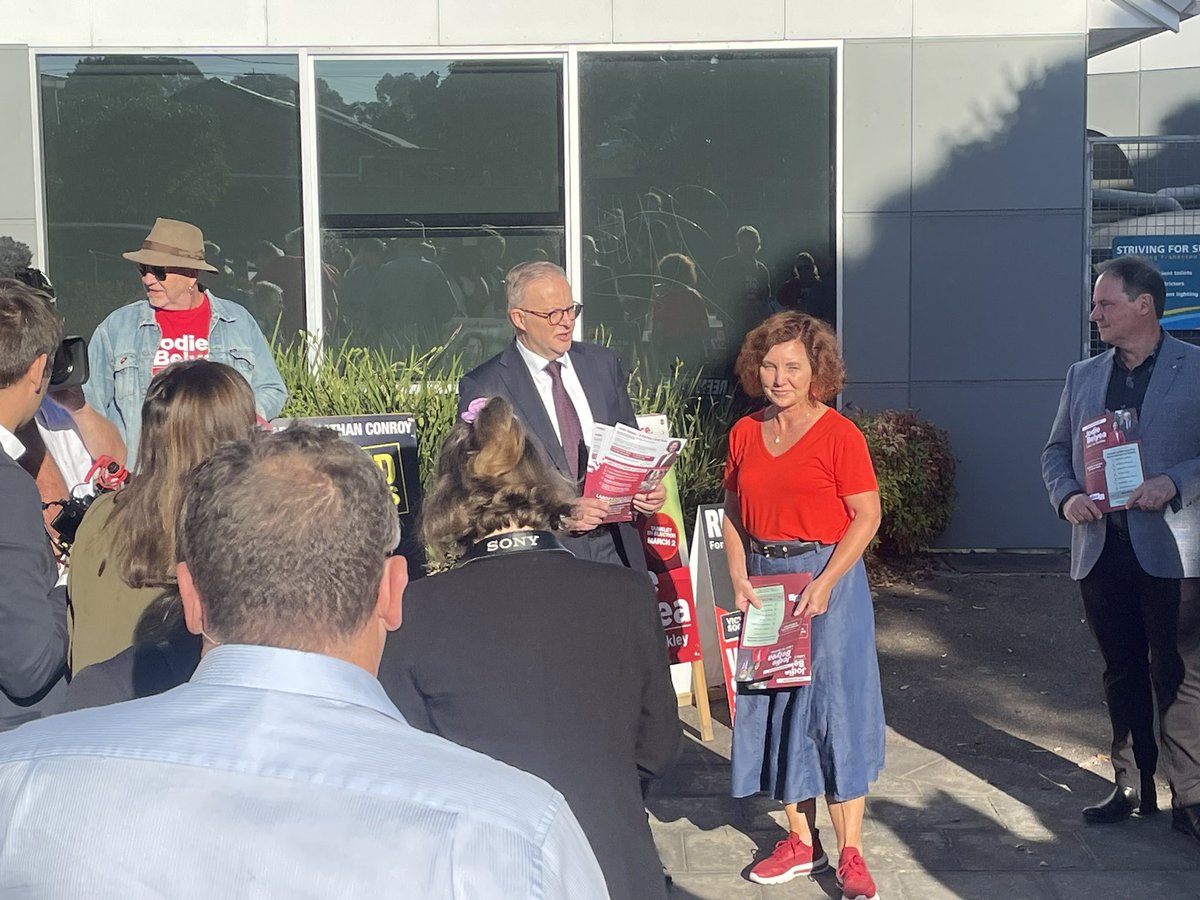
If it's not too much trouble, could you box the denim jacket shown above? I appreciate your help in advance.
[83,292,288,463]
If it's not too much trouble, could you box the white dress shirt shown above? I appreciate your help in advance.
[0,423,25,461]
[35,396,94,495]
[0,644,609,899]
[514,339,597,447]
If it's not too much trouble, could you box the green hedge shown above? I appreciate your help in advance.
[274,342,733,517]
[274,343,955,557]
[846,407,957,556]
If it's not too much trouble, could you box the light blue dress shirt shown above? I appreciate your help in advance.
[0,645,609,899]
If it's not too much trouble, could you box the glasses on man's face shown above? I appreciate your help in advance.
[519,303,583,326]
[138,264,168,281]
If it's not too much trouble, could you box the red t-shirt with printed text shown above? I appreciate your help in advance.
[723,408,878,544]
[153,294,211,374]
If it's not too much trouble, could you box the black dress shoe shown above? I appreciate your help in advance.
[1139,774,1159,815]
[1082,785,1139,823]
[1173,804,1200,846]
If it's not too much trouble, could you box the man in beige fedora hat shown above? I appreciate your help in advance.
[84,218,287,464]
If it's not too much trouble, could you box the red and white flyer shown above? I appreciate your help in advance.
[583,422,686,523]
[1081,410,1145,513]
[735,573,814,690]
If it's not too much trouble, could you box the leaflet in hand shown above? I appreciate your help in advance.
[582,423,686,523]
[1081,410,1145,513]
[735,573,813,689]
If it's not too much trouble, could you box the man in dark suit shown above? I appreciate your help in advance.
[0,279,70,729]
[459,261,666,570]
[1042,255,1200,846]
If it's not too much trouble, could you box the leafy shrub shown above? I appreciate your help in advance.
[627,363,735,515]
[273,341,734,517]
[274,339,463,485]
[847,408,957,556]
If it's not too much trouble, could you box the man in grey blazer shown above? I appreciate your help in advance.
[458,261,665,571]
[1042,255,1200,846]
[0,279,70,729]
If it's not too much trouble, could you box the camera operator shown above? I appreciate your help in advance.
[0,278,70,729]
[0,238,125,555]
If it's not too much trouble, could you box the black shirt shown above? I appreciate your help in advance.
[1105,329,1164,418]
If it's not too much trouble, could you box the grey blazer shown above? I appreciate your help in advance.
[0,452,69,730]
[459,340,649,572]
[1042,333,1200,580]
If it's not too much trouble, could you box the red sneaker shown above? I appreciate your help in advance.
[748,828,829,885]
[836,847,879,900]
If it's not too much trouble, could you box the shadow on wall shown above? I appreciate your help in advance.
[842,52,1088,549]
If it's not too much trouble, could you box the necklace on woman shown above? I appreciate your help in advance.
[774,404,820,443]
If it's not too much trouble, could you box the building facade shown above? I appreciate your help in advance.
[1,0,1195,547]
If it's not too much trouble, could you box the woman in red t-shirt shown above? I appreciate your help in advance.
[723,312,885,900]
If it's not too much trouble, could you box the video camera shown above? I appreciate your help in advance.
[11,266,89,390]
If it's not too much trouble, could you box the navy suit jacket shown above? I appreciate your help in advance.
[0,450,68,729]
[1042,332,1200,580]
[458,340,649,572]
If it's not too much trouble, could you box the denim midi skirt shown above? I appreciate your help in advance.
[730,543,886,803]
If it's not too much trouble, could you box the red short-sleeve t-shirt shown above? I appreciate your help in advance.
[723,408,878,544]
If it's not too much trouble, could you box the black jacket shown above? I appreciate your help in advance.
[380,550,680,900]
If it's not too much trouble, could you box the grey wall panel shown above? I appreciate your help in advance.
[842,212,911,383]
[841,383,910,411]
[911,36,1086,212]
[0,47,37,225]
[1086,71,1141,136]
[1136,67,1200,136]
[909,211,1084,382]
[909,380,1071,549]
[843,40,912,214]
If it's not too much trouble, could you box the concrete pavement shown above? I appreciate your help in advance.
[647,555,1200,899]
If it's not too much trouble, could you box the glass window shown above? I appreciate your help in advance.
[38,54,304,341]
[579,51,837,383]
[314,58,565,362]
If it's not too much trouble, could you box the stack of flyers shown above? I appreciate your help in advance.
[583,423,686,523]
[735,572,813,690]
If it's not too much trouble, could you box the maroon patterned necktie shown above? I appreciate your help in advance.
[545,359,583,480]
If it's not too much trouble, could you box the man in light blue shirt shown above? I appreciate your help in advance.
[0,424,608,899]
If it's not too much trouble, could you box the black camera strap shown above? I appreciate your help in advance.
[458,530,572,566]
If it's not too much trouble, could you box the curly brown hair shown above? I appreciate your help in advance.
[734,311,844,401]
[421,396,577,563]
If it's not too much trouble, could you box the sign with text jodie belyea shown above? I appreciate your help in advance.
[271,414,424,577]
[1112,235,1200,330]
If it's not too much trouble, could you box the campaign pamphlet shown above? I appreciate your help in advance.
[734,573,814,689]
[583,422,686,523]
[1081,410,1145,513]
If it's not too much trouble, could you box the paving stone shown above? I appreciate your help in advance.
[1074,821,1200,871]
[868,792,1006,831]
[902,759,1001,798]
[659,764,733,797]
[654,831,687,878]
[943,828,1095,871]
[682,826,760,874]
[897,871,1057,900]
[667,872,765,899]
[864,827,960,872]
[1044,870,1200,900]
[650,795,744,832]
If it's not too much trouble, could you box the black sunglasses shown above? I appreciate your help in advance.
[138,264,168,281]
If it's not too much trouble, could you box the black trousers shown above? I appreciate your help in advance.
[1079,526,1200,807]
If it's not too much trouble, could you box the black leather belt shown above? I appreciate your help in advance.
[749,539,821,559]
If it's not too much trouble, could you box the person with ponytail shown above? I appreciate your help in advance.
[379,395,680,900]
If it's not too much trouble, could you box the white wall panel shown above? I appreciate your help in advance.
[440,0,611,45]
[1087,40,1140,74]
[0,3,92,45]
[90,0,268,47]
[785,0,911,40]
[0,47,37,223]
[914,0,1086,37]
[612,0,784,43]
[266,0,439,47]
[1135,18,1200,71]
